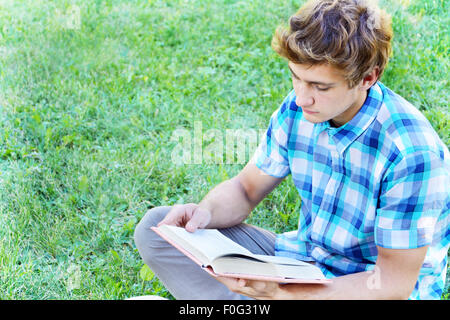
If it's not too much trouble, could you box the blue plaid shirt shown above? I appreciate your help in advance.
[252,82,450,299]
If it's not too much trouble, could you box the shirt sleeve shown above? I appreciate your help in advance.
[375,149,450,249]
[250,91,295,178]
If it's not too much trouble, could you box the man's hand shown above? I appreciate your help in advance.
[215,276,284,300]
[157,203,212,232]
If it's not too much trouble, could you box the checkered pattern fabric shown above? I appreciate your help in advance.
[252,82,450,299]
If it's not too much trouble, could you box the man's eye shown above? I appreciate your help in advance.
[316,86,330,91]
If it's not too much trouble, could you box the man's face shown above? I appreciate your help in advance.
[288,62,368,127]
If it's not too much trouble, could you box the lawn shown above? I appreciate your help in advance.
[0,0,448,299]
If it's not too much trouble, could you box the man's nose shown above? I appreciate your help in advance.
[295,88,314,107]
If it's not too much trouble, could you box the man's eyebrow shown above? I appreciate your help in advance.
[288,65,336,86]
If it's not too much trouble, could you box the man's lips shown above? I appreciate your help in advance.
[302,108,319,114]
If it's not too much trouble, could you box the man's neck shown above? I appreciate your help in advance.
[330,89,368,127]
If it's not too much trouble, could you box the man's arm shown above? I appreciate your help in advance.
[217,245,428,299]
[199,162,285,229]
[158,162,284,231]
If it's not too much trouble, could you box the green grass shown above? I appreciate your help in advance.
[0,0,448,299]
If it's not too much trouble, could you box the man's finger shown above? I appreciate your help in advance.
[185,207,211,232]
[157,206,179,226]
[157,204,189,227]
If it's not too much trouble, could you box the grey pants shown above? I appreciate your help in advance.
[134,206,277,300]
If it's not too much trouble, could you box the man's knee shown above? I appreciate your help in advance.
[134,206,171,252]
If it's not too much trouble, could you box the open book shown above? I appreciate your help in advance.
[151,224,331,284]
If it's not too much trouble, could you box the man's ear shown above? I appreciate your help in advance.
[360,67,380,91]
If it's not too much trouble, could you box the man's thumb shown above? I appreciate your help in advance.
[185,209,210,233]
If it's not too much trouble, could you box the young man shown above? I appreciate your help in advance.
[134,0,449,299]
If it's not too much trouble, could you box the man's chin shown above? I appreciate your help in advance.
[303,113,326,124]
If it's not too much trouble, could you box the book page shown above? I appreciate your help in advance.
[212,256,326,281]
[251,254,312,266]
[160,225,253,262]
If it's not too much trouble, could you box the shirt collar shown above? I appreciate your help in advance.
[326,82,384,155]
